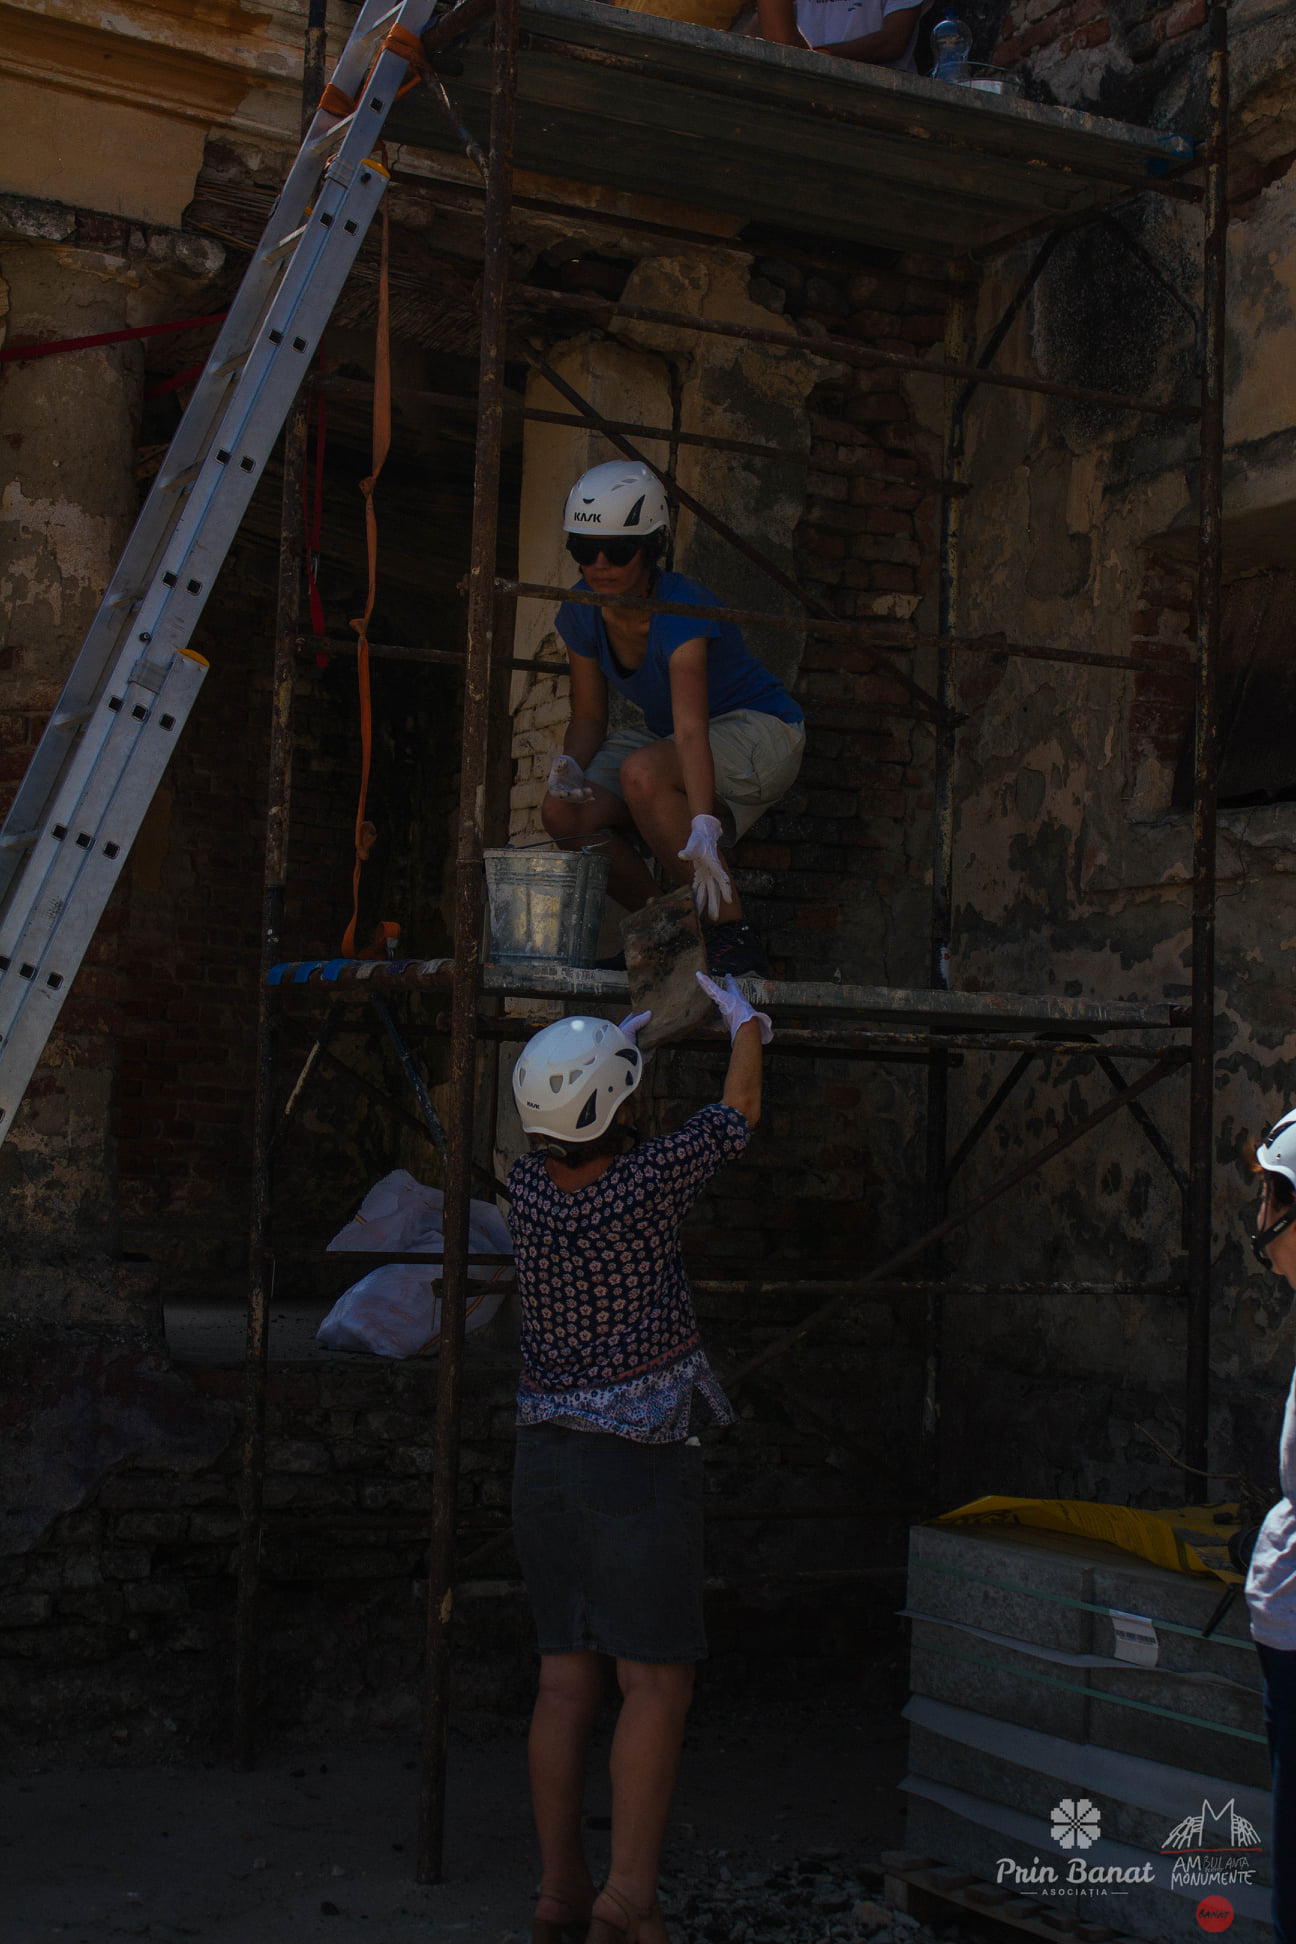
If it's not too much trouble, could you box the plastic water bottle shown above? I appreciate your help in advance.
[931,9,973,82]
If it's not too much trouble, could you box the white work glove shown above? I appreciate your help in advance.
[546,753,594,803]
[617,1010,652,1043]
[677,812,733,922]
[696,971,773,1045]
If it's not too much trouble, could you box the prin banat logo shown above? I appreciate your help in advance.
[996,1802,1156,1895]
[995,1795,1266,1902]
[1162,1799,1264,1892]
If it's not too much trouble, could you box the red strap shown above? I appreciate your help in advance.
[0,311,227,365]
[340,199,391,958]
[144,361,208,400]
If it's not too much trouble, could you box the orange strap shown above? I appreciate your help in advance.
[317,25,430,122]
[340,197,391,957]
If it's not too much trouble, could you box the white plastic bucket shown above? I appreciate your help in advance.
[483,845,610,966]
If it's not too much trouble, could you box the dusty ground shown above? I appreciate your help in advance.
[2,1681,910,1944]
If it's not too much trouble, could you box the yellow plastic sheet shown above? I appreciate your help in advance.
[933,1495,1244,1582]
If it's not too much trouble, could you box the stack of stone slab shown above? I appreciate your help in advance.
[902,1520,1270,1944]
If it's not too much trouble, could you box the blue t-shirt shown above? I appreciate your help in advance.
[555,570,803,740]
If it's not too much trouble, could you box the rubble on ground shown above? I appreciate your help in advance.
[658,1850,975,1944]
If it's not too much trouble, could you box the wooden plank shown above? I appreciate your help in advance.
[881,1854,1139,1944]
[517,0,1193,179]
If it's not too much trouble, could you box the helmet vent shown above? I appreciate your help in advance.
[575,1091,599,1130]
[549,1074,563,1094]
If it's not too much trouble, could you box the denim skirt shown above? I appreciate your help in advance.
[512,1424,706,1663]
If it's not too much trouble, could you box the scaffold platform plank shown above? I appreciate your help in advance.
[268,958,1185,1035]
[386,0,1196,252]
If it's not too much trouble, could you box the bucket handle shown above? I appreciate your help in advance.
[484,829,615,859]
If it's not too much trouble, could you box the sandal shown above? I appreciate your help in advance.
[533,1893,594,1943]
[585,1882,665,1944]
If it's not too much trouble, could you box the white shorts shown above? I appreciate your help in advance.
[584,709,805,843]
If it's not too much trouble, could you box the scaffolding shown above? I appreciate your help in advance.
[230,0,1228,1887]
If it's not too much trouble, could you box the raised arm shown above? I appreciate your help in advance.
[698,972,771,1128]
[721,1019,763,1127]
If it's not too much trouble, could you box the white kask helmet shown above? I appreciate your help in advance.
[513,1015,643,1142]
[1257,1108,1296,1197]
[562,460,670,539]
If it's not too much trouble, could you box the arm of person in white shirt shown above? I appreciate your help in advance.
[812,3,923,60]
[755,0,923,60]
[755,0,812,47]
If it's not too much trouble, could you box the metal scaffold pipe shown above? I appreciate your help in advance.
[1185,1,1228,1476]
[920,263,976,1508]
[233,0,329,1774]
[417,0,515,1886]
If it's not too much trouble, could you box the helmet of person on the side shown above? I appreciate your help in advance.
[512,1015,643,1142]
[1256,1108,1296,1196]
[1248,1107,1296,1268]
[561,460,670,541]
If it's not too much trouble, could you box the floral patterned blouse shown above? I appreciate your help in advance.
[508,1103,750,1443]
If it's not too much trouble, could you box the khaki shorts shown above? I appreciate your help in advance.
[584,708,805,843]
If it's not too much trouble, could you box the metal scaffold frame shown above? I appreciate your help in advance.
[231,0,1229,1884]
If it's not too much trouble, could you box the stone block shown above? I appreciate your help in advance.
[124,1582,189,1615]
[0,1592,53,1626]
[361,1409,421,1442]
[54,1511,105,1544]
[102,1548,151,1581]
[266,1439,331,1474]
[55,1587,126,1623]
[188,1511,240,1543]
[113,1512,188,1544]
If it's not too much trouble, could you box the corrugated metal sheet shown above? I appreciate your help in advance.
[386,0,1196,252]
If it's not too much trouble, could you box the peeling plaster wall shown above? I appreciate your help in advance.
[939,40,1296,1501]
[0,234,149,1313]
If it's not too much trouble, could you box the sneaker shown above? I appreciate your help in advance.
[702,920,769,978]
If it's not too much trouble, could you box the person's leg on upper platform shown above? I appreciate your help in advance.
[540,780,659,913]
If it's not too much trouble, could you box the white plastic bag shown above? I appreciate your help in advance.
[316,1169,512,1358]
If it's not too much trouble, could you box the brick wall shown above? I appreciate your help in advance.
[994,0,1205,74]
[1127,552,1196,789]
[741,252,942,987]
[0,1339,907,1761]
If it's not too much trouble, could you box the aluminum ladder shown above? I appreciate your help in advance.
[0,0,441,1145]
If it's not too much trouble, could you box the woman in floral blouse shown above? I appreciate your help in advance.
[508,974,771,1944]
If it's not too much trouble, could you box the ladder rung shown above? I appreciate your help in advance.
[107,589,145,610]
[0,832,38,853]
[209,349,250,378]
[158,465,201,494]
[262,223,310,263]
[51,708,94,732]
[307,112,360,158]
[361,3,406,39]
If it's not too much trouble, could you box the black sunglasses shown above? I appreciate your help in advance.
[566,535,644,568]
[1249,1134,1296,1266]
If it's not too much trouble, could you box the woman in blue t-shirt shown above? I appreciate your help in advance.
[540,460,805,977]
